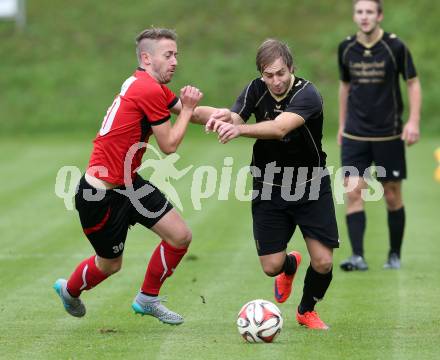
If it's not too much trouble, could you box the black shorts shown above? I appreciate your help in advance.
[251,175,339,256]
[341,137,406,181]
[75,174,173,259]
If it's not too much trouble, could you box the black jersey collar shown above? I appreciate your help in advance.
[356,28,384,48]
[266,74,296,102]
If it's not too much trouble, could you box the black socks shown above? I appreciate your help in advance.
[388,207,405,257]
[346,211,366,257]
[282,253,298,275]
[347,208,405,258]
[298,265,332,314]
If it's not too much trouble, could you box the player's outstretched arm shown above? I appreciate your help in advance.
[192,107,232,125]
[216,112,304,144]
[152,86,203,154]
[402,77,422,146]
[205,110,243,133]
[170,102,232,126]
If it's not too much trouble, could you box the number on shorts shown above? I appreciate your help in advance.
[112,242,124,254]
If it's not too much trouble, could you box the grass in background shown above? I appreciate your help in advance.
[0,0,439,136]
[0,135,439,359]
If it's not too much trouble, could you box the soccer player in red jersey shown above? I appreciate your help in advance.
[53,28,227,324]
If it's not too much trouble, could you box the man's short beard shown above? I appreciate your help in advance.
[362,24,379,36]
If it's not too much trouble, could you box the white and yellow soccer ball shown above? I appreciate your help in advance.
[236,299,283,343]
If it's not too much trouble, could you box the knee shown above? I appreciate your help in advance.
[262,263,283,277]
[109,264,122,275]
[346,187,362,205]
[384,187,400,209]
[97,257,123,276]
[311,255,333,274]
[174,228,192,248]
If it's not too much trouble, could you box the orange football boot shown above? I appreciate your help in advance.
[296,310,329,330]
[274,251,302,303]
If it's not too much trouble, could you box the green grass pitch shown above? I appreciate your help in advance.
[0,134,439,359]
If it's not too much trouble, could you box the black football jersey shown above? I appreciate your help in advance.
[231,76,327,186]
[338,31,417,138]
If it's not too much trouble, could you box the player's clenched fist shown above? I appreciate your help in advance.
[180,86,203,110]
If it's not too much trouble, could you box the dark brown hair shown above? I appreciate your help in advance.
[256,39,294,73]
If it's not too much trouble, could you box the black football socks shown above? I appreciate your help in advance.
[388,207,405,257]
[282,253,298,276]
[346,211,366,257]
[298,264,332,314]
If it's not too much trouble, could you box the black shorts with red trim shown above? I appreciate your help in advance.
[341,137,406,181]
[251,175,340,256]
[75,174,173,259]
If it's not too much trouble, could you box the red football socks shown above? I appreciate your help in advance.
[141,240,188,295]
[67,255,108,297]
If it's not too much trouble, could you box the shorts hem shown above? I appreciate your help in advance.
[256,245,288,257]
[141,202,173,229]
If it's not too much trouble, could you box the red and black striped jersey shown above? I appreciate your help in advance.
[87,68,178,185]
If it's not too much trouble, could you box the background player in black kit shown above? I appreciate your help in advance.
[206,39,339,330]
[338,0,422,271]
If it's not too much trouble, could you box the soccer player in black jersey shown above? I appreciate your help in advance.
[338,0,422,271]
[206,39,339,330]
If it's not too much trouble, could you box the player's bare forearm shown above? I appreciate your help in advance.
[237,122,285,140]
[407,77,422,125]
[156,108,193,154]
[172,106,193,137]
[154,86,202,154]
[240,113,304,140]
[168,86,203,150]
[402,77,422,146]
[170,93,213,125]
[191,106,218,125]
[217,112,304,144]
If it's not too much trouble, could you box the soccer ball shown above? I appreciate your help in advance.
[236,299,283,343]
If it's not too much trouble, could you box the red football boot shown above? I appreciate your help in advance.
[296,310,329,330]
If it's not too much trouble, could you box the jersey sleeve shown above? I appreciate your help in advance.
[162,85,179,109]
[137,85,171,126]
[230,80,257,122]
[395,41,417,80]
[338,41,351,82]
[285,83,323,122]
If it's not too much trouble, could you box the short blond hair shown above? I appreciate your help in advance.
[353,0,383,14]
[135,27,177,64]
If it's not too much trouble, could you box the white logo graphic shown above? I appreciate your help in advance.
[54,145,388,212]
[392,170,400,177]
[137,147,193,211]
